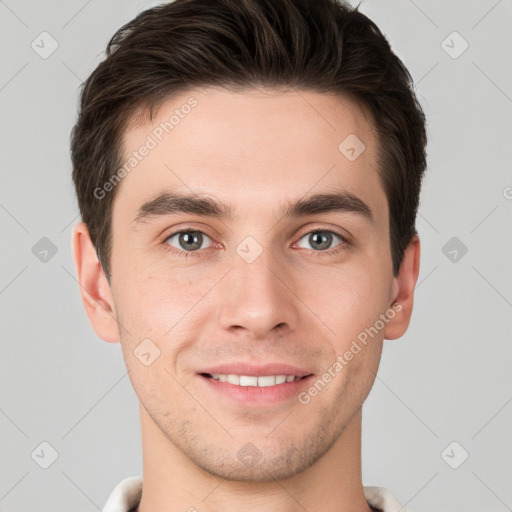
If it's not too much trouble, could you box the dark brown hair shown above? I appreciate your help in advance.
[71,0,427,282]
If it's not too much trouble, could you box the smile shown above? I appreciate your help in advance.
[202,373,309,386]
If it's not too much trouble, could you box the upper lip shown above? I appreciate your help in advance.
[197,363,313,378]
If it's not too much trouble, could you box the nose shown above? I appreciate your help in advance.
[216,244,300,339]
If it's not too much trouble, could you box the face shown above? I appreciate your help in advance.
[106,87,398,481]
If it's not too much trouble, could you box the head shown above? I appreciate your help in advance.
[71,0,425,482]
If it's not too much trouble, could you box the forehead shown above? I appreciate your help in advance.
[113,87,386,225]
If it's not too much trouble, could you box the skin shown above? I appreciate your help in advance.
[73,87,420,512]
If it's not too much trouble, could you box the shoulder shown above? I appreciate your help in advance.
[363,485,408,512]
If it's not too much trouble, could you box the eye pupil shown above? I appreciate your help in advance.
[309,231,332,250]
[180,231,202,251]
[168,229,341,256]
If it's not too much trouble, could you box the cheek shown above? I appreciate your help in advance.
[112,274,194,411]
[301,261,391,342]
[114,268,197,329]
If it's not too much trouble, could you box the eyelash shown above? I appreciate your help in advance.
[162,227,349,259]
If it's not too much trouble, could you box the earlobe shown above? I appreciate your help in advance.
[72,222,120,343]
[383,234,421,340]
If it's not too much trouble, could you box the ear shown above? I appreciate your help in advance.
[72,222,120,343]
[383,234,421,340]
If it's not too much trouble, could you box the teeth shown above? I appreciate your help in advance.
[227,374,240,385]
[208,374,301,386]
[257,375,278,387]
[240,375,258,386]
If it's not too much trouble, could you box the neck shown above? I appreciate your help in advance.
[136,405,373,512]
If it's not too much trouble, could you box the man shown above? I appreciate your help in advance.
[70,0,426,510]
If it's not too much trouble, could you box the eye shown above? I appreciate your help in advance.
[162,227,347,258]
[295,229,345,253]
[164,229,212,254]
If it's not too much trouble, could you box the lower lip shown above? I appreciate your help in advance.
[198,374,315,406]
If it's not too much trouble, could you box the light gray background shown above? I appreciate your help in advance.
[1,0,511,511]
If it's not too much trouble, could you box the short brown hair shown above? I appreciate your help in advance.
[71,0,427,282]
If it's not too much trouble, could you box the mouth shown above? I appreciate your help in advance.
[196,364,315,405]
[200,373,312,387]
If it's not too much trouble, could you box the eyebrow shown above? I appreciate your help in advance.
[132,190,374,225]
